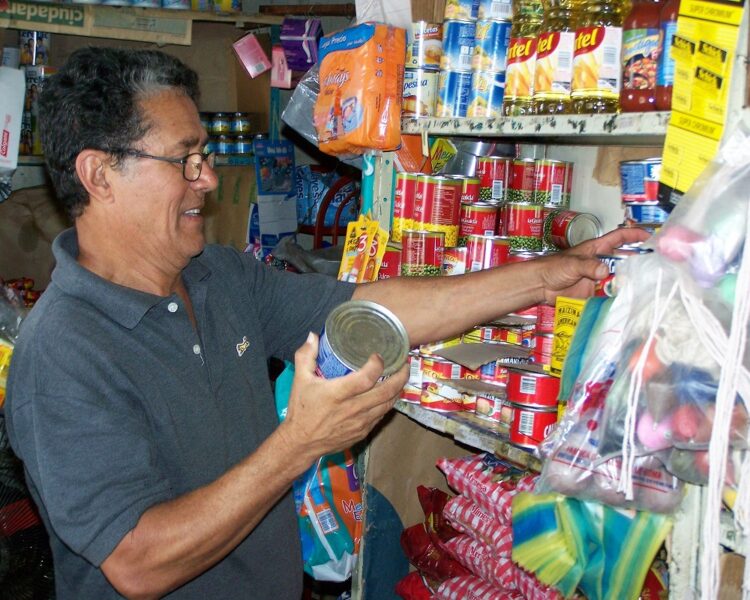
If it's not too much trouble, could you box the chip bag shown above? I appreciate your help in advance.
[314,23,405,155]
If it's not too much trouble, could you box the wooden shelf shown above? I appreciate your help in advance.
[0,0,282,46]
[394,399,542,472]
[402,111,671,146]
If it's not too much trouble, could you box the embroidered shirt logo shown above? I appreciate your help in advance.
[236,336,250,357]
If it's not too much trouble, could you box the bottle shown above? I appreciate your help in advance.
[621,0,661,111]
[655,0,679,110]
[502,0,545,116]
[571,0,625,113]
[533,0,577,114]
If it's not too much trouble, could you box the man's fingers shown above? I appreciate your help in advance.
[294,332,319,376]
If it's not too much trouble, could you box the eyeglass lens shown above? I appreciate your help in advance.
[185,153,215,181]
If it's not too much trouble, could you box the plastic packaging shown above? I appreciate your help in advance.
[532,0,577,114]
[503,0,544,116]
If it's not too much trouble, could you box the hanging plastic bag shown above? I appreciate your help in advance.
[274,362,363,582]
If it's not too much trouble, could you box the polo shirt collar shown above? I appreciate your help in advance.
[51,228,211,330]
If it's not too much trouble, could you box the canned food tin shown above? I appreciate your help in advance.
[407,22,443,70]
[536,303,556,334]
[419,335,463,356]
[499,324,535,346]
[533,159,569,206]
[231,112,252,134]
[423,356,467,380]
[462,392,478,412]
[478,0,513,21]
[199,112,212,131]
[476,391,510,424]
[401,352,424,403]
[545,209,602,249]
[532,333,554,369]
[216,135,234,155]
[403,68,438,117]
[620,158,661,203]
[475,156,512,202]
[479,359,510,386]
[205,138,220,155]
[401,230,445,276]
[415,175,462,246]
[377,244,402,279]
[473,20,512,72]
[393,172,419,242]
[316,300,410,379]
[436,70,473,117]
[508,250,549,262]
[211,112,230,134]
[625,202,671,224]
[459,202,499,244]
[441,20,477,72]
[421,380,464,411]
[465,234,510,271]
[454,176,481,203]
[468,325,505,343]
[445,0,480,20]
[505,202,544,251]
[467,71,506,117]
[508,365,560,406]
[508,158,537,203]
[595,254,626,297]
[509,402,558,448]
[234,135,252,154]
[443,246,469,275]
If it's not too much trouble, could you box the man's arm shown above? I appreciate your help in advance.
[101,335,408,600]
[354,227,650,345]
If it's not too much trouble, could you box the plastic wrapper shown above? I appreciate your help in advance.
[537,122,750,514]
[394,571,434,600]
[295,165,358,228]
[442,534,516,589]
[433,574,524,600]
[514,567,563,600]
[442,495,513,554]
[313,23,405,156]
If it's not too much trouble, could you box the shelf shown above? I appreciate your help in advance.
[394,399,542,472]
[402,112,671,146]
[0,0,282,46]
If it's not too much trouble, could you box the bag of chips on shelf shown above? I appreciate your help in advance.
[433,574,524,600]
[442,495,513,555]
[442,534,517,588]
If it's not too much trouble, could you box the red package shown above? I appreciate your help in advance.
[434,575,524,600]
[443,495,513,555]
[442,534,516,589]
[515,566,563,600]
[395,571,434,600]
[416,485,458,545]
[400,523,470,583]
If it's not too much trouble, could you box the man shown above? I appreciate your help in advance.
[4,47,647,599]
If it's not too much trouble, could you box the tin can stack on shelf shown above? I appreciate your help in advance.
[200,112,257,155]
[619,158,671,234]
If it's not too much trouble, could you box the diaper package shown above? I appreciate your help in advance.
[314,23,406,156]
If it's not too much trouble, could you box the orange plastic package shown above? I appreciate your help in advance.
[314,23,406,156]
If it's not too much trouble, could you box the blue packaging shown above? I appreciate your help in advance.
[316,327,354,378]
[436,70,473,117]
[473,19,511,72]
[440,19,476,72]
[444,0,480,20]
[620,158,661,202]
[624,202,671,224]
[468,71,505,117]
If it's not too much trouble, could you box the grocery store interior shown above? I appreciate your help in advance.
[1,0,749,597]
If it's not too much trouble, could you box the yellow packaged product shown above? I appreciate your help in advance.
[315,23,406,156]
[360,224,390,282]
[338,215,368,281]
[346,218,380,283]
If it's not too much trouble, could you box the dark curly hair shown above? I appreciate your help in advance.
[38,47,200,219]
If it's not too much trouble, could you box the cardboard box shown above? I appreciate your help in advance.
[411,0,445,22]
[0,66,25,170]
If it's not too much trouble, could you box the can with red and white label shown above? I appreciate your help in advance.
[532,333,554,369]
[459,202,499,245]
[443,246,468,275]
[393,172,419,243]
[536,303,556,333]
[401,352,424,403]
[505,202,543,251]
[415,175,462,246]
[377,244,402,279]
[475,391,510,424]
[545,209,602,249]
[480,360,510,386]
[533,159,571,207]
[457,176,481,203]
[508,158,537,203]
[465,234,511,271]
[422,356,466,380]
[421,356,465,412]
[401,230,445,277]
[475,156,513,203]
[507,365,561,408]
[509,403,558,449]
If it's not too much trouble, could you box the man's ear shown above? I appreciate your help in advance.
[76,150,114,203]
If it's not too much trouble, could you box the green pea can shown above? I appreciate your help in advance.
[401,230,445,277]
[505,202,543,251]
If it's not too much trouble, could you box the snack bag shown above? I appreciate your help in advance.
[314,23,406,155]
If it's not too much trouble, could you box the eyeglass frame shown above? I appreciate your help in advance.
[111,148,216,182]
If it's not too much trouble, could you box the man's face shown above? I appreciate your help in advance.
[110,90,217,271]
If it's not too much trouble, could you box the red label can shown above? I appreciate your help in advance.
[422,356,466,380]
[505,202,543,251]
[377,245,402,279]
[465,234,511,272]
[442,246,468,276]
[533,159,568,207]
[458,176,481,203]
[394,172,419,242]
[532,333,554,368]
[507,366,560,408]
[547,209,602,249]
[475,156,512,202]
[507,250,549,263]
[401,230,445,276]
[415,175,462,227]
[508,158,537,203]
[459,202,499,244]
[509,403,558,448]
[475,392,509,424]
[536,303,556,333]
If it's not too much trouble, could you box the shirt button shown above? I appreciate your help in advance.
[193,344,201,355]
[167,302,178,313]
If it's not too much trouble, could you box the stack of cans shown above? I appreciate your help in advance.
[403,22,443,117]
[200,112,255,155]
[619,158,670,235]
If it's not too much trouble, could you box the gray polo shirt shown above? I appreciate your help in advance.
[5,228,355,599]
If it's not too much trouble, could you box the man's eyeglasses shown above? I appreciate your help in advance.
[115,149,215,182]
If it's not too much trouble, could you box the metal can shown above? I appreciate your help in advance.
[234,135,252,154]
[231,112,252,134]
[401,352,424,403]
[478,0,513,21]
[393,172,419,242]
[443,246,468,275]
[624,202,671,224]
[407,22,443,70]
[533,159,569,206]
[467,71,506,117]
[216,135,234,155]
[316,300,410,379]
[401,230,445,276]
[595,253,627,297]
[377,243,402,279]
[508,158,537,203]
[532,333,554,369]
[509,403,558,449]
[475,391,510,424]
[545,209,602,249]
[475,156,513,203]
[459,202,499,244]
[620,158,662,203]
[505,202,544,251]
[444,0,480,20]
[423,356,467,380]
[508,250,549,263]
[402,68,438,117]
[466,325,505,343]
[507,365,560,408]
[453,176,481,203]
[536,303,556,334]
[441,20,476,72]
[465,234,510,271]
[421,357,465,412]
[479,359,510,386]
[436,70,473,117]
[211,112,230,134]
[415,175,462,246]
[473,19,512,72]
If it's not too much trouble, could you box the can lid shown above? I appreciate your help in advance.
[567,213,602,246]
[325,300,410,377]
